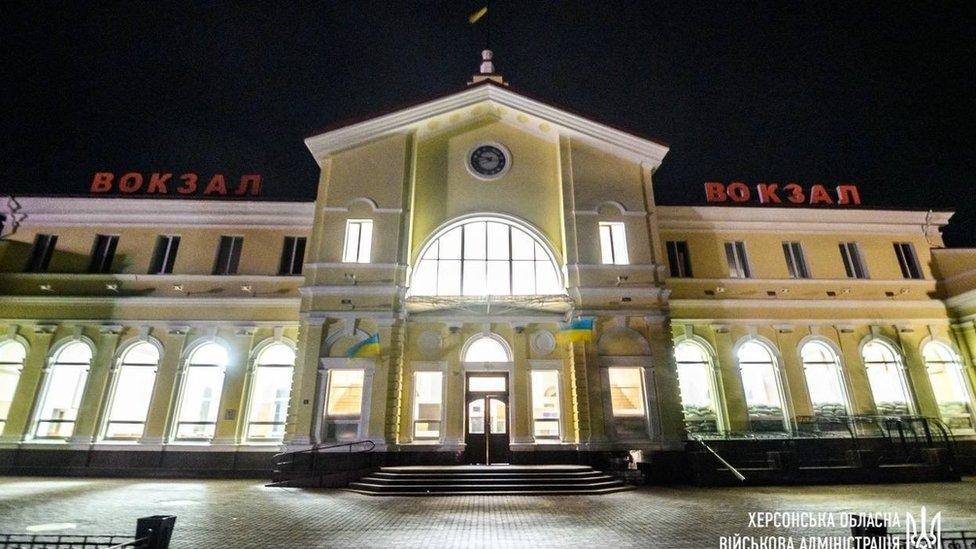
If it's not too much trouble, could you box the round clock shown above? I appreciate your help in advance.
[467,142,511,179]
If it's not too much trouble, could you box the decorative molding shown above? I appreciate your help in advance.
[657,206,953,234]
[0,296,301,308]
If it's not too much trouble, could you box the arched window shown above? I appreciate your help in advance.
[408,217,563,297]
[861,339,912,416]
[923,342,975,431]
[463,336,510,363]
[174,342,228,441]
[34,341,93,439]
[800,340,850,419]
[737,340,787,432]
[0,340,27,432]
[103,341,160,440]
[674,340,720,433]
[245,342,295,441]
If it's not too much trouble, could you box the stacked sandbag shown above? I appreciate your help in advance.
[682,404,718,433]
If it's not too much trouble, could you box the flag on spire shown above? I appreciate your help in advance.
[468,6,488,24]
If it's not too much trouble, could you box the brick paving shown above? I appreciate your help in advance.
[0,476,973,548]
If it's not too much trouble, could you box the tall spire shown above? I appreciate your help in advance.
[468,49,508,86]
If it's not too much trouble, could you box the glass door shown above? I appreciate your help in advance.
[464,373,510,464]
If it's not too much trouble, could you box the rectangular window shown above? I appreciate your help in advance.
[598,222,629,265]
[666,240,693,278]
[531,370,561,438]
[413,371,443,439]
[278,236,307,275]
[149,235,180,274]
[782,241,810,279]
[213,235,243,275]
[325,369,365,441]
[25,234,57,273]
[893,242,922,279]
[608,367,645,417]
[839,242,868,279]
[724,241,751,278]
[87,234,119,274]
[342,220,373,263]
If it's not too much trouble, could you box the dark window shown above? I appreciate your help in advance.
[87,234,119,274]
[724,241,751,278]
[893,242,922,279]
[666,241,693,278]
[782,241,810,279]
[839,242,868,279]
[25,234,57,273]
[213,236,243,275]
[278,236,306,276]
[149,235,180,274]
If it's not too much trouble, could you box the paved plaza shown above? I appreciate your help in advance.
[0,476,973,548]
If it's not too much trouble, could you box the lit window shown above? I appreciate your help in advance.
[409,217,563,296]
[34,341,92,439]
[0,340,27,433]
[88,234,119,274]
[724,241,751,278]
[413,371,443,439]
[325,369,364,441]
[923,342,974,431]
[861,340,911,416]
[531,370,560,438]
[782,241,810,279]
[674,341,719,433]
[213,236,244,275]
[103,342,159,440]
[599,222,629,265]
[468,376,506,392]
[463,336,510,363]
[894,242,922,280]
[737,341,786,431]
[149,235,180,274]
[25,234,57,273]
[800,341,849,419]
[174,342,228,440]
[279,236,307,275]
[342,220,373,263]
[246,343,295,441]
[666,241,693,278]
[839,242,868,279]
[608,367,645,417]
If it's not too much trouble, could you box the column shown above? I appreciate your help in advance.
[712,326,749,431]
[69,325,122,444]
[212,327,255,446]
[141,326,188,445]
[1,325,55,442]
[285,318,326,447]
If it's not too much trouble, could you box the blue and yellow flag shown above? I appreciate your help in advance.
[468,6,488,24]
[347,333,380,358]
[557,318,594,344]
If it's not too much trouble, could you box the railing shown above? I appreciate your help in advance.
[691,434,746,481]
[271,440,376,483]
[0,516,175,549]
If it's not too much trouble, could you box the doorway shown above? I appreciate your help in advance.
[464,372,510,464]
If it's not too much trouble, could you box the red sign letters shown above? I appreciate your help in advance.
[90,172,262,197]
[704,182,861,206]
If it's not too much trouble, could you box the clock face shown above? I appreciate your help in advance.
[468,144,509,178]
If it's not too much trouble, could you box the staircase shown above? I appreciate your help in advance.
[347,465,633,496]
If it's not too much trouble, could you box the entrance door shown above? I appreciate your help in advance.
[464,373,510,464]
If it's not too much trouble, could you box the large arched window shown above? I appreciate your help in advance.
[737,340,787,432]
[800,340,850,419]
[245,342,295,441]
[922,342,975,431]
[674,340,720,433]
[0,340,27,433]
[34,341,93,439]
[861,339,912,416]
[174,342,228,441]
[408,217,564,297]
[103,341,160,440]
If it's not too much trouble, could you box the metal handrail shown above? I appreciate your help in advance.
[273,439,376,461]
[692,434,746,481]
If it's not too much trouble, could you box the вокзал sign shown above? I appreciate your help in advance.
[90,172,262,196]
[705,182,861,206]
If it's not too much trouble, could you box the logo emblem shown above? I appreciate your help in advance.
[905,507,941,549]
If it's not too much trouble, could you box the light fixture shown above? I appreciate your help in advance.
[172,284,184,293]
[38,284,53,292]
[240,285,253,293]
[779,288,790,294]
[715,286,726,293]
[105,283,119,293]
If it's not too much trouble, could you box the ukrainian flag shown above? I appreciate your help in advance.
[557,318,594,344]
[347,333,381,358]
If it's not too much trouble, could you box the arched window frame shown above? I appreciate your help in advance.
[461,333,513,365]
[100,337,163,441]
[242,338,296,442]
[673,336,726,434]
[920,338,975,431]
[406,214,566,298]
[859,336,915,416]
[171,339,230,442]
[797,336,852,420]
[0,336,29,434]
[734,336,792,433]
[31,337,95,440]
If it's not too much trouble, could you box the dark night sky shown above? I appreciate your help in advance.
[2,1,974,246]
